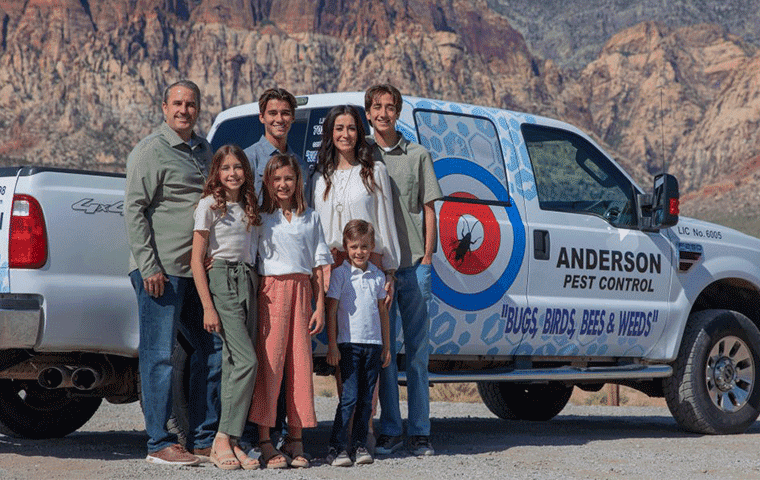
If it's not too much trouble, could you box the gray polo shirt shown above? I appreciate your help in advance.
[370,134,442,269]
[125,122,211,278]
[243,135,313,203]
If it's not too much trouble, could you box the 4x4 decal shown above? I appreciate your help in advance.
[72,198,124,215]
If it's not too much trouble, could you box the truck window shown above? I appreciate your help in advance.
[522,124,636,228]
[414,110,508,201]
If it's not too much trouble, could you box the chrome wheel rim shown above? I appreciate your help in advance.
[705,335,754,412]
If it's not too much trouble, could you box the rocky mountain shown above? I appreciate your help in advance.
[1,0,759,231]
[488,0,760,70]
[0,0,549,171]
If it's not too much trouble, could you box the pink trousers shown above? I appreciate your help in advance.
[248,274,316,428]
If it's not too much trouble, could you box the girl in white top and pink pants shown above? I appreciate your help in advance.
[248,154,332,469]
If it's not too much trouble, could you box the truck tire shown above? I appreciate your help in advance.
[477,381,573,421]
[0,380,102,439]
[663,309,760,434]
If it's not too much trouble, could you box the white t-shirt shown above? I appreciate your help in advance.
[326,261,386,345]
[257,207,332,276]
[193,195,256,264]
[312,162,400,271]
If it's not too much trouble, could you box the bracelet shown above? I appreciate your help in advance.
[384,270,397,281]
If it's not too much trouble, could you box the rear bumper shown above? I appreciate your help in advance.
[0,294,43,349]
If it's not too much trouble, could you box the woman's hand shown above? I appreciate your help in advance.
[384,271,395,308]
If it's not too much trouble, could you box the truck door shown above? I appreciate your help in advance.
[413,109,530,356]
[520,124,673,357]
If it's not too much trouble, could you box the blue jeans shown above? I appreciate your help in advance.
[378,262,432,437]
[130,270,222,453]
[330,343,382,451]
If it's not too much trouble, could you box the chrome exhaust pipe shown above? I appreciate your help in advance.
[72,367,102,390]
[38,366,75,389]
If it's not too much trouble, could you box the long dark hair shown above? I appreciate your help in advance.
[203,145,261,229]
[261,154,307,215]
[317,105,377,200]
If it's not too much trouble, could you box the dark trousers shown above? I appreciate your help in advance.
[329,343,382,452]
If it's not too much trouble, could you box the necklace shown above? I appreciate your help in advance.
[333,166,356,214]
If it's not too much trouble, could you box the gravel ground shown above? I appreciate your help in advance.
[2,396,760,480]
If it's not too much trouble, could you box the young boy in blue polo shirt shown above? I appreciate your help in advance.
[326,219,391,466]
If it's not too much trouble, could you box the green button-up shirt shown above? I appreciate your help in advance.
[125,122,212,278]
[370,134,442,269]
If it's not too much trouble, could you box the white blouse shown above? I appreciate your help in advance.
[312,162,400,271]
[257,207,332,276]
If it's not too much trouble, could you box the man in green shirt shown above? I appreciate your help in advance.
[125,80,221,466]
[366,84,442,457]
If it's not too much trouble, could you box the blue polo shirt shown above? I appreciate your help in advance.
[243,136,313,204]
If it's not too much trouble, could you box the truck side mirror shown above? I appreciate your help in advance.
[651,173,679,229]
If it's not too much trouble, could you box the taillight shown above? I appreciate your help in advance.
[9,194,48,269]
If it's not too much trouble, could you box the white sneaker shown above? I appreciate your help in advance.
[354,447,374,465]
[331,449,353,467]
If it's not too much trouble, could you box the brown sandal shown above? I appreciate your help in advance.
[281,436,309,468]
[259,439,288,469]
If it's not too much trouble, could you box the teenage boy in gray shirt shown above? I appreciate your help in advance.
[365,84,442,457]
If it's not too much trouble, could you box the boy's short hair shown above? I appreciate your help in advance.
[258,88,297,115]
[342,219,376,248]
[364,84,403,113]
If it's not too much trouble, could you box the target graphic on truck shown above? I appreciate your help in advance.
[439,193,500,275]
[433,158,525,311]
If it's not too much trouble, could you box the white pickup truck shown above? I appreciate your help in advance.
[2,93,760,440]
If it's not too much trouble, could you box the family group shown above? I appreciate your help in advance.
[124,81,442,469]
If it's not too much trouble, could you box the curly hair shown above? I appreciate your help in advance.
[316,105,377,201]
[261,154,307,215]
[203,145,261,229]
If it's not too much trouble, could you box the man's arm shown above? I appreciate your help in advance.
[421,201,437,265]
[419,148,443,266]
[242,144,262,199]
[124,141,166,294]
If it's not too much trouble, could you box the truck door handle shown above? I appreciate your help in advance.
[534,230,550,260]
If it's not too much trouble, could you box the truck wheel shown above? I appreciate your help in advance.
[664,309,760,434]
[0,380,102,439]
[477,381,573,421]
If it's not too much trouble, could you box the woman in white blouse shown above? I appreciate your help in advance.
[312,104,400,448]
[312,105,401,289]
